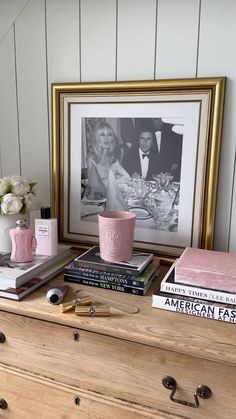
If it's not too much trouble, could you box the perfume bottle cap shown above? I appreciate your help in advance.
[41,207,51,219]
[15,218,27,229]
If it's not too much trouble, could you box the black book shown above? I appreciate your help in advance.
[73,246,153,276]
[64,259,160,289]
[64,271,157,296]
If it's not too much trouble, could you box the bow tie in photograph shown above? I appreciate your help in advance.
[142,153,150,159]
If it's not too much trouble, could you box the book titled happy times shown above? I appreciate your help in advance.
[152,262,236,323]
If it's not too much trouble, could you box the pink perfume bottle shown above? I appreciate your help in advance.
[35,207,58,256]
[10,218,36,262]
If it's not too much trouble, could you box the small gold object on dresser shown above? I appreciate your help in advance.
[75,303,110,317]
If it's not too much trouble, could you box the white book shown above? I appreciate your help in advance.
[0,245,71,289]
[0,254,75,300]
[152,290,236,324]
[161,260,236,305]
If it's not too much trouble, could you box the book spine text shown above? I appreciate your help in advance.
[73,261,139,276]
[161,282,236,305]
[152,295,236,323]
[64,275,146,295]
[64,268,148,288]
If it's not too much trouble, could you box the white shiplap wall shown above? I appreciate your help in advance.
[0,0,236,252]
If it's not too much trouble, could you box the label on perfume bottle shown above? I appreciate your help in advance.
[38,225,49,237]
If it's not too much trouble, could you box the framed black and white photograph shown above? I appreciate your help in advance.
[52,78,225,258]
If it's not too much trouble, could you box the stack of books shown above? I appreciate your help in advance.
[152,247,236,323]
[64,246,160,296]
[0,245,72,300]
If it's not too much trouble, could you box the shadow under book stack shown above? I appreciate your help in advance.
[152,247,236,324]
[64,246,160,296]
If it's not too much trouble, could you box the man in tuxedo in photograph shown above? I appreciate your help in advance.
[152,117,183,181]
[122,125,160,181]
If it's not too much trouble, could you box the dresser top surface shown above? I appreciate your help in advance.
[0,265,235,365]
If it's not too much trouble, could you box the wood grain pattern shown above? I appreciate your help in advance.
[1,309,235,418]
[0,365,178,419]
[0,268,236,417]
[0,268,235,366]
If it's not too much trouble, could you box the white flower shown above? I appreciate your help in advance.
[7,175,30,196]
[24,192,38,210]
[1,193,23,215]
[0,175,38,215]
[0,179,10,197]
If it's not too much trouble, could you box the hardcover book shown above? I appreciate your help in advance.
[0,254,75,300]
[161,260,236,305]
[64,259,160,289]
[152,287,236,324]
[0,245,71,289]
[175,247,236,292]
[64,269,158,296]
[72,246,153,276]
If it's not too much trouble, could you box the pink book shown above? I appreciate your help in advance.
[175,247,236,292]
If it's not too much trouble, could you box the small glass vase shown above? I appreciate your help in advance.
[0,213,30,253]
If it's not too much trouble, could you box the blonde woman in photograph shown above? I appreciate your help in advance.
[85,120,130,206]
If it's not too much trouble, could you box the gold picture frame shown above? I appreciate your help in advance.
[52,78,225,258]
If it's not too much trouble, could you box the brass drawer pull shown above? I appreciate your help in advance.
[0,333,6,343]
[0,399,8,409]
[162,376,212,408]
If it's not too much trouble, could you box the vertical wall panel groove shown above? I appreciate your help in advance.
[155,0,199,79]
[46,0,80,198]
[13,23,22,174]
[44,0,51,190]
[46,0,80,83]
[79,0,82,83]
[15,0,50,205]
[0,26,20,176]
[115,0,118,81]
[117,0,156,81]
[153,0,158,80]
[0,0,30,41]
[195,0,202,77]
[80,0,116,82]
[198,0,236,252]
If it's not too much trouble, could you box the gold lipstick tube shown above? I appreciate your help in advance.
[59,295,93,313]
[75,303,110,317]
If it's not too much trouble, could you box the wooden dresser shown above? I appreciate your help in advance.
[0,265,235,418]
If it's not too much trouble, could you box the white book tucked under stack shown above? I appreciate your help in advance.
[152,247,236,323]
[0,245,73,300]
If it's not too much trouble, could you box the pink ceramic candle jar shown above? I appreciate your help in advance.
[98,211,136,262]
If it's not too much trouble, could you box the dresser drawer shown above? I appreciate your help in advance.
[0,365,177,419]
[0,311,235,418]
